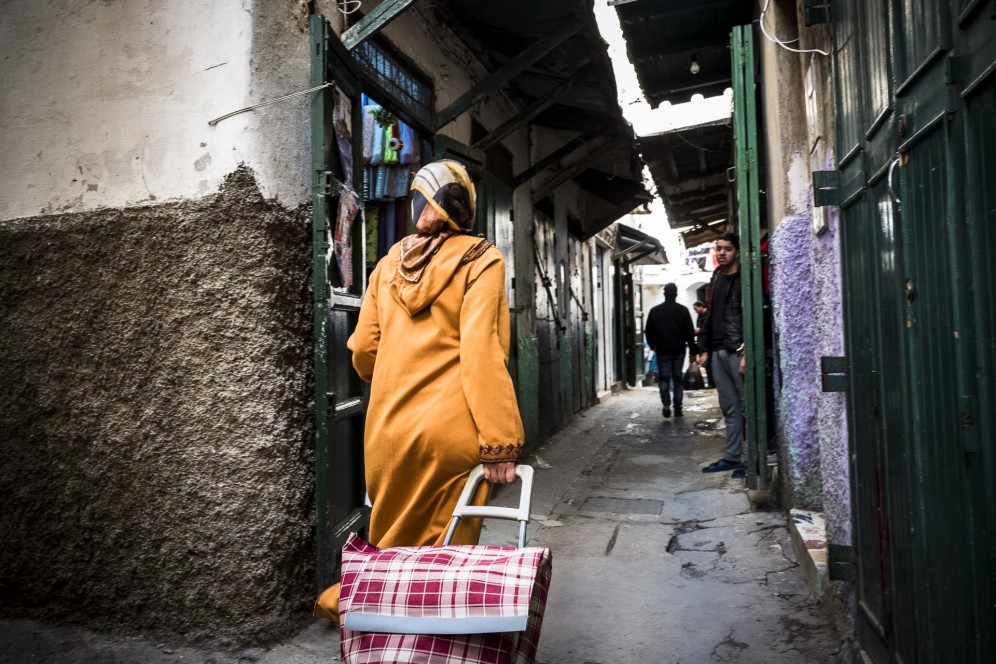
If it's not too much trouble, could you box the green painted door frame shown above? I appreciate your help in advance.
[310,14,370,592]
[731,25,769,491]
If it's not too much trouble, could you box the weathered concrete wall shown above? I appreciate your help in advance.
[0,168,314,646]
[0,0,313,221]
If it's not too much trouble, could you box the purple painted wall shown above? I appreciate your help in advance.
[771,215,821,508]
[769,205,850,546]
[810,206,850,548]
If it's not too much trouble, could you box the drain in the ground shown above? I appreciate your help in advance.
[579,496,663,515]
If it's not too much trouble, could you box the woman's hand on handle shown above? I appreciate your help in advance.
[484,461,517,484]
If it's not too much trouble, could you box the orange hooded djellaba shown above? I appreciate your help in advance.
[314,160,525,623]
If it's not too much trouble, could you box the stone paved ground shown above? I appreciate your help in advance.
[0,387,847,663]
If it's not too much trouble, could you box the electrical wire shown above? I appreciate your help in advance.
[758,0,829,56]
[672,128,726,153]
[208,83,333,126]
[337,0,362,17]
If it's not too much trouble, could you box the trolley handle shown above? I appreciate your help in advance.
[443,464,534,548]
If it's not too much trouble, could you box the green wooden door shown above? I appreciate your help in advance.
[832,1,996,660]
[310,15,370,591]
[731,25,770,490]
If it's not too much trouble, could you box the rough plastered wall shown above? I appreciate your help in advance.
[758,0,847,513]
[0,168,314,646]
[770,215,822,509]
[809,180,849,549]
[758,13,822,508]
[763,0,852,635]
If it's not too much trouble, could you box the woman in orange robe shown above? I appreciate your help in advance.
[315,160,524,623]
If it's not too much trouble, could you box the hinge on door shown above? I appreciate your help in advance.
[820,356,848,392]
[804,0,831,26]
[813,170,840,207]
[828,544,856,581]
[945,56,959,115]
[322,171,335,196]
[326,391,336,418]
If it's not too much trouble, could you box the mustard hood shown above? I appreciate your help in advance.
[388,234,497,316]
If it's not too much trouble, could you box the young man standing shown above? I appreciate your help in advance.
[645,282,697,418]
[692,301,715,389]
[698,233,746,475]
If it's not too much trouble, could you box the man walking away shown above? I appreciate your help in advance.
[698,233,746,477]
[693,301,715,388]
[645,283,698,418]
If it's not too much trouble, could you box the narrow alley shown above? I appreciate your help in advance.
[1,387,844,664]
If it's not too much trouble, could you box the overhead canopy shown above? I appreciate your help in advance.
[415,0,650,234]
[638,119,732,245]
[610,0,753,108]
[613,0,752,247]
[612,223,668,266]
[680,219,729,248]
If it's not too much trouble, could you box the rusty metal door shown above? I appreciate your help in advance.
[533,214,563,435]
[567,236,591,411]
[830,1,996,660]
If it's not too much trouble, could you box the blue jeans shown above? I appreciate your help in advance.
[657,354,685,409]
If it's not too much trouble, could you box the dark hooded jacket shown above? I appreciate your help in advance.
[645,297,698,357]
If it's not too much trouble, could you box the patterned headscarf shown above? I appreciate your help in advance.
[399,160,477,282]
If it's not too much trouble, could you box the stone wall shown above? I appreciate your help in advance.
[0,167,314,646]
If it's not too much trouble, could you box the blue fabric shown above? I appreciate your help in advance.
[399,122,419,164]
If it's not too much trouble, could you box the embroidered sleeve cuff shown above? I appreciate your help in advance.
[479,442,523,464]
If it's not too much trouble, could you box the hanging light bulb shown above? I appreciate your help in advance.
[689,54,701,75]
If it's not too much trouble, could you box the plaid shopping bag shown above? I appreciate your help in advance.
[339,533,552,664]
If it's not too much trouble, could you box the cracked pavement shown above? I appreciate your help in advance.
[485,386,845,664]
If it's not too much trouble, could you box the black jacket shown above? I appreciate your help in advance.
[645,300,698,356]
[695,310,710,349]
[706,269,743,352]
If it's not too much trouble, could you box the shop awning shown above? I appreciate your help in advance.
[613,1,751,247]
[638,119,733,245]
[611,0,753,108]
[612,224,668,266]
[680,220,728,249]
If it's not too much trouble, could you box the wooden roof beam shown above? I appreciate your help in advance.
[434,21,584,131]
[342,0,421,51]
[472,67,587,153]
[512,122,616,188]
[531,134,631,204]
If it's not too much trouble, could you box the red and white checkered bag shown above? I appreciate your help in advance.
[339,464,552,664]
